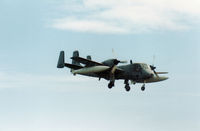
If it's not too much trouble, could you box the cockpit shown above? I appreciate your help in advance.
[133,63,150,72]
[140,63,149,69]
[132,63,153,79]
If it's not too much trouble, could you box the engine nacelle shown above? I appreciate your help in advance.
[102,59,120,67]
[72,66,110,75]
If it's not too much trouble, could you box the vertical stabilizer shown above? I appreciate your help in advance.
[72,50,81,66]
[57,51,65,68]
[87,55,92,60]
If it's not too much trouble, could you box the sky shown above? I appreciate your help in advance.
[0,0,200,131]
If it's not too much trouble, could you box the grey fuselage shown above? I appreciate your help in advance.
[74,62,168,83]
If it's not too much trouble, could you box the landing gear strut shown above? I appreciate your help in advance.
[141,84,145,91]
[124,79,130,92]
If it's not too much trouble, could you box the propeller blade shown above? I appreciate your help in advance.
[111,49,127,65]
[153,70,159,77]
[112,48,117,59]
[109,65,117,83]
[150,65,156,70]
[152,55,156,66]
[111,65,117,74]
[113,59,127,65]
[150,65,159,77]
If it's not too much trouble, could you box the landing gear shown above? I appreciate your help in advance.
[108,81,114,89]
[125,84,130,91]
[124,79,131,92]
[141,84,145,91]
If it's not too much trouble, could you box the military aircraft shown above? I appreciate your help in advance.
[57,50,168,92]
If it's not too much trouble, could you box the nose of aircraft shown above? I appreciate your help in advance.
[159,76,169,81]
[145,69,154,77]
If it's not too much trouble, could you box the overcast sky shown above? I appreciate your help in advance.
[0,0,200,131]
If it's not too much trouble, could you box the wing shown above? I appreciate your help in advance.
[95,66,124,76]
[114,67,125,74]
[71,56,103,67]
[156,72,168,74]
[64,63,83,70]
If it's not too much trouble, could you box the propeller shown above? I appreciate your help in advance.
[108,49,128,85]
[112,49,127,65]
[113,59,127,65]
[150,65,158,77]
[150,55,159,77]
[108,59,127,85]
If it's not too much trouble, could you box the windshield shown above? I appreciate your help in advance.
[141,63,148,69]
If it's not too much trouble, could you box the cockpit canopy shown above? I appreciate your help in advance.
[133,63,149,71]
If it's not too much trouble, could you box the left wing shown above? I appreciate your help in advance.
[96,66,125,75]
[156,72,168,74]
[70,56,124,76]
[71,56,103,67]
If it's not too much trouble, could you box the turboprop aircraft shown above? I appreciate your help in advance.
[57,50,168,92]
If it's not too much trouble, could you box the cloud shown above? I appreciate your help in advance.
[52,18,128,33]
[50,0,200,34]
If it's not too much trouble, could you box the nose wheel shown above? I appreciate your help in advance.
[141,84,145,91]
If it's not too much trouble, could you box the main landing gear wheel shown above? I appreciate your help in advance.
[125,84,130,92]
[108,82,114,89]
[141,84,145,91]
[124,79,130,92]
